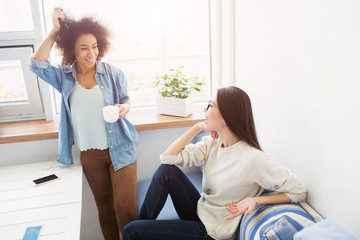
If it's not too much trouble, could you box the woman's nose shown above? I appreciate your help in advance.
[89,49,96,57]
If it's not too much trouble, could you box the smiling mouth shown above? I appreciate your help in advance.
[86,59,96,62]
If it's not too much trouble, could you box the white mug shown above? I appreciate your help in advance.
[103,105,119,123]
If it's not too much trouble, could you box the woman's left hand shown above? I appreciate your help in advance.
[224,197,256,220]
[116,103,130,119]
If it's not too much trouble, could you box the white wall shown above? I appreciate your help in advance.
[0,127,199,240]
[235,0,360,237]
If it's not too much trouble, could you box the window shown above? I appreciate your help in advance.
[1,0,227,121]
[0,0,47,121]
[0,0,33,32]
[42,0,212,111]
[0,47,43,119]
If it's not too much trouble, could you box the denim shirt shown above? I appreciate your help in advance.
[29,57,139,171]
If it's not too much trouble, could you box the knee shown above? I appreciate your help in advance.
[154,164,180,179]
[122,221,139,240]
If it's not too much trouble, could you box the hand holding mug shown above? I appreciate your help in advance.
[115,103,130,119]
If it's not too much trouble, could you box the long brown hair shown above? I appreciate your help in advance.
[217,86,262,151]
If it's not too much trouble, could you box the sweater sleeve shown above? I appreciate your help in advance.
[249,154,307,203]
[160,136,213,167]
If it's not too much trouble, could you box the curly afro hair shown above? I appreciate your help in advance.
[55,16,111,66]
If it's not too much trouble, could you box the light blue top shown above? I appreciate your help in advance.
[69,82,108,151]
[29,57,139,171]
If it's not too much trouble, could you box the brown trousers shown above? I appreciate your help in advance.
[81,149,137,240]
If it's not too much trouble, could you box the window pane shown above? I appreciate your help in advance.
[0,47,43,119]
[0,0,33,32]
[0,60,29,104]
[43,0,211,107]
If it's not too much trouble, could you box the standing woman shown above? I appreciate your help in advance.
[29,8,139,240]
[122,86,307,240]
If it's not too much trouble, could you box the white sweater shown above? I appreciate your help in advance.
[160,136,307,240]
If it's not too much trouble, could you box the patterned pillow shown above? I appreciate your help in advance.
[238,190,316,240]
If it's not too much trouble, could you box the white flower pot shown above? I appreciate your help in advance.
[156,96,193,117]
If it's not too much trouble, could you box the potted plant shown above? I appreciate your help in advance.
[155,66,205,117]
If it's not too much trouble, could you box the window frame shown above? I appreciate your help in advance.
[0,0,55,122]
[0,46,43,120]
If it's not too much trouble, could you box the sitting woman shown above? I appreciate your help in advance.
[123,86,307,240]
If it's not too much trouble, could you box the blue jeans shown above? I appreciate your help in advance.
[122,164,214,240]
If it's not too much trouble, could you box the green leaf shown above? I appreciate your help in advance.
[155,66,204,97]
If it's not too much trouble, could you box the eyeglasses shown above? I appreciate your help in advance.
[206,101,217,111]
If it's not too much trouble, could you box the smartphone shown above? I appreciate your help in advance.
[22,226,42,240]
[32,174,59,186]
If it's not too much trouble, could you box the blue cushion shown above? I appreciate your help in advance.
[238,190,316,240]
[294,219,357,240]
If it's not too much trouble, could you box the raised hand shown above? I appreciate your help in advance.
[51,7,66,33]
[33,7,66,61]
